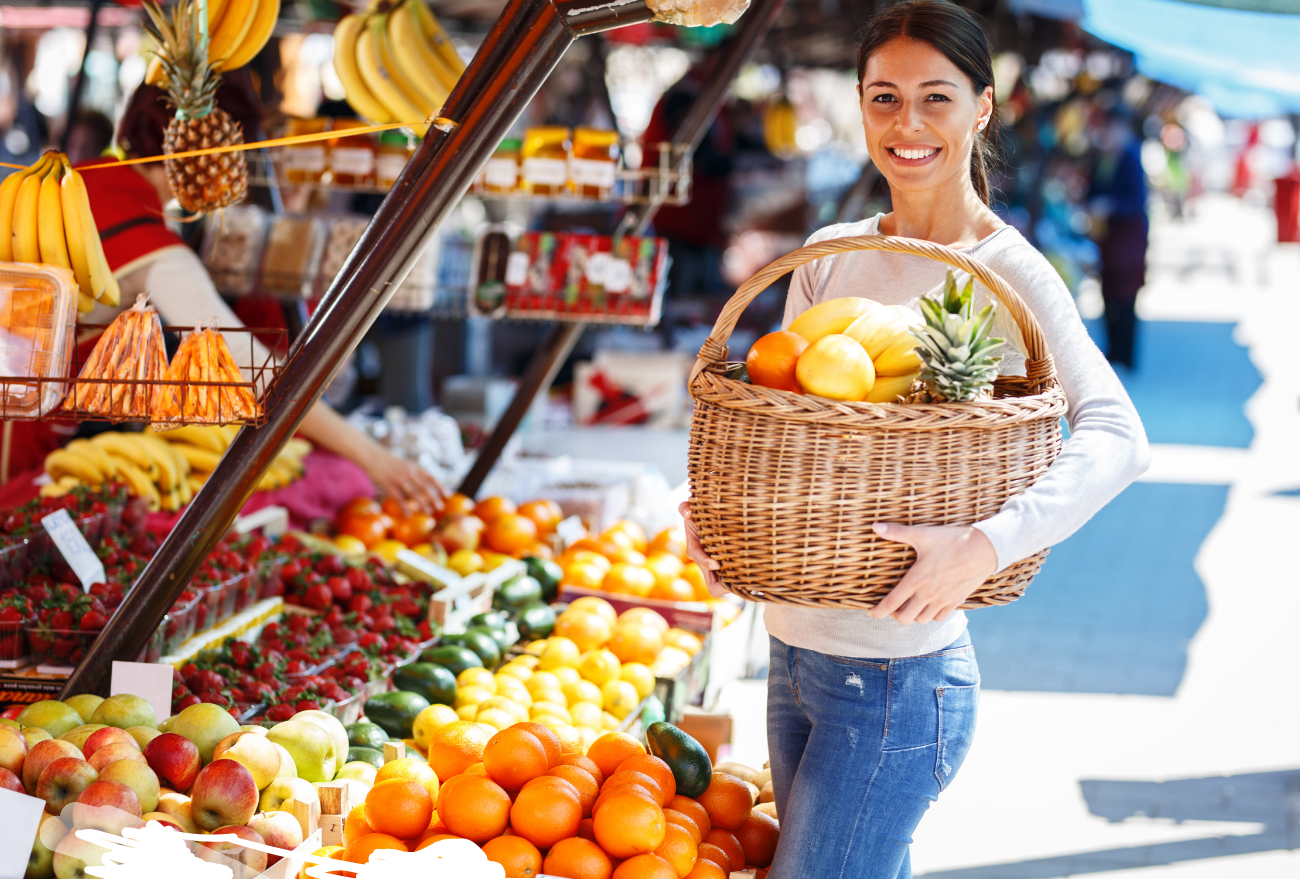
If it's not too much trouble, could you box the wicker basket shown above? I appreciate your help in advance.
[687,235,1068,609]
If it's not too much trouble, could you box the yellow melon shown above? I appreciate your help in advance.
[787,297,880,344]
[795,335,875,401]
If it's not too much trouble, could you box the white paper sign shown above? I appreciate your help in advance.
[111,661,173,726]
[555,515,587,548]
[41,509,106,590]
[0,787,45,879]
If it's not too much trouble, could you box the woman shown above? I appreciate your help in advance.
[683,2,1149,876]
[79,80,445,512]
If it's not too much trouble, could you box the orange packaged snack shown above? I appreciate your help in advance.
[151,324,261,427]
[62,293,166,419]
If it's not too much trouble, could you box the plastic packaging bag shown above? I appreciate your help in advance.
[63,293,167,419]
[152,323,262,427]
[648,0,749,28]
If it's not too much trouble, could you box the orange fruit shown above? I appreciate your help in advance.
[616,755,676,806]
[735,810,779,867]
[649,578,696,603]
[415,834,461,850]
[483,834,543,878]
[343,803,373,844]
[466,761,488,776]
[663,809,701,845]
[483,727,549,792]
[696,772,753,831]
[695,843,731,875]
[374,757,440,801]
[602,564,656,597]
[568,595,618,626]
[564,545,616,570]
[364,779,433,839]
[435,774,512,842]
[549,764,600,817]
[603,544,648,566]
[588,731,646,780]
[554,611,613,653]
[558,753,606,787]
[511,721,562,767]
[339,511,389,549]
[647,528,687,561]
[604,521,647,552]
[680,564,710,601]
[427,721,491,781]
[653,823,698,878]
[444,493,476,516]
[683,860,726,879]
[510,779,583,849]
[601,770,664,803]
[543,837,613,879]
[578,816,598,843]
[609,623,664,665]
[535,718,584,757]
[617,608,669,631]
[594,782,661,817]
[474,496,516,522]
[518,499,564,534]
[342,832,408,864]
[485,513,539,555]
[746,330,808,393]
[593,789,666,859]
[612,853,677,879]
[702,829,744,871]
[668,797,711,839]
[527,541,555,560]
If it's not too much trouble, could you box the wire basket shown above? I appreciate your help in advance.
[687,235,1068,610]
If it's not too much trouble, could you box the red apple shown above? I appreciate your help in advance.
[88,743,146,773]
[82,727,139,760]
[72,780,143,834]
[248,811,304,865]
[140,812,186,832]
[36,757,98,814]
[0,766,22,792]
[199,824,267,874]
[435,514,483,553]
[0,724,27,775]
[144,733,201,793]
[24,739,82,792]
[189,759,258,831]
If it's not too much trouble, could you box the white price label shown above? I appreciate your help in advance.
[585,252,611,286]
[0,788,44,879]
[504,251,531,287]
[111,661,174,725]
[41,509,105,590]
[484,157,519,189]
[331,147,374,176]
[604,258,632,293]
[284,145,327,173]
[522,157,569,187]
[555,515,587,548]
[570,158,616,188]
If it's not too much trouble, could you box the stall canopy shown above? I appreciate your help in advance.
[1081,0,1300,116]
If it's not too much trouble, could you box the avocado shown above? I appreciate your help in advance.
[346,746,385,769]
[345,721,389,751]
[524,558,563,602]
[468,624,510,653]
[516,602,556,641]
[493,575,542,612]
[392,662,458,706]
[419,644,484,678]
[363,691,430,739]
[468,611,509,631]
[646,720,713,798]
[442,630,501,667]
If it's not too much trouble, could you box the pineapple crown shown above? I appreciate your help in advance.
[143,0,219,120]
[909,270,1005,402]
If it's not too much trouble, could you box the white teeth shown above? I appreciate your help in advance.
[893,148,936,160]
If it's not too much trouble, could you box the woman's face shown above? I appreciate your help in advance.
[859,37,992,198]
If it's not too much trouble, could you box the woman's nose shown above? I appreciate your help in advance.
[896,100,925,133]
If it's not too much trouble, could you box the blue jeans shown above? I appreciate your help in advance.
[767,633,980,879]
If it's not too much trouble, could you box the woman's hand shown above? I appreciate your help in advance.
[868,523,998,625]
[679,501,728,598]
[363,451,447,516]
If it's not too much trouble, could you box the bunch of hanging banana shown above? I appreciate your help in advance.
[155,424,311,493]
[0,151,119,313]
[43,431,193,512]
[333,0,465,135]
[144,0,280,82]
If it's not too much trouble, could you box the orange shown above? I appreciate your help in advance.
[593,789,666,859]
[603,544,648,567]
[444,493,476,516]
[510,779,583,849]
[483,835,543,878]
[483,727,549,792]
[696,772,753,831]
[339,511,388,549]
[374,757,440,801]
[518,499,564,534]
[522,774,580,795]
[587,731,646,780]
[549,764,600,817]
[653,824,698,878]
[415,834,461,850]
[647,528,687,561]
[391,512,436,547]
[702,829,744,871]
[617,608,669,631]
[644,551,683,585]
[602,564,655,598]
[427,720,491,781]
[680,564,710,601]
[562,562,608,591]
[568,595,618,626]
[558,753,606,787]
[609,623,664,665]
[601,770,664,804]
[695,843,731,875]
[594,782,661,817]
[616,755,677,806]
[746,330,808,393]
[466,761,488,776]
[527,541,555,560]
[668,797,711,839]
[663,809,701,845]
[683,860,726,879]
[563,548,615,572]
[554,612,612,653]
[435,774,511,843]
[485,513,539,555]
[364,779,433,839]
[512,721,562,767]
[543,837,612,879]
[735,810,779,867]
[474,496,516,522]
[342,832,408,864]
[535,718,584,758]
[612,853,677,879]
[343,804,373,844]
[604,520,648,552]
[342,497,382,518]
[649,578,696,603]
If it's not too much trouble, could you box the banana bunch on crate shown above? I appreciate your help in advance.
[333,0,465,133]
[156,425,312,494]
[0,151,120,313]
[145,0,280,83]
[44,431,194,512]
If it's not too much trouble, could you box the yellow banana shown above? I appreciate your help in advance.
[387,1,451,108]
[374,10,436,115]
[165,439,191,479]
[12,160,46,263]
[66,439,118,479]
[284,437,313,459]
[0,154,53,262]
[333,15,394,124]
[59,157,95,302]
[872,337,923,376]
[37,161,71,271]
[137,433,181,489]
[160,487,182,512]
[90,431,154,473]
[176,472,193,506]
[408,0,464,78]
[207,0,256,69]
[357,17,427,127]
[60,161,119,306]
[188,473,208,494]
[145,55,164,86]
[116,459,162,511]
[164,424,228,453]
[208,0,231,31]
[172,443,224,473]
[45,448,105,484]
[219,0,279,72]
[864,372,919,404]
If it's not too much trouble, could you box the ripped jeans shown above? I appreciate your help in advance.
[766,633,979,879]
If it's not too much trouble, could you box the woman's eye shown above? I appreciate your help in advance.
[926,94,951,102]
[872,94,897,103]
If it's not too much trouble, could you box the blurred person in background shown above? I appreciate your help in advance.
[1089,106,1148,369]
[65,109,115,163]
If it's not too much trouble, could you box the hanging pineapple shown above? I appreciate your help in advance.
[142,0,248,214]
[907,271,1004,403]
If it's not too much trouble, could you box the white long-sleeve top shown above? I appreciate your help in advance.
[762,214,1150,658]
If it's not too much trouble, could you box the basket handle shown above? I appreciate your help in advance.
[690,235,1057,392]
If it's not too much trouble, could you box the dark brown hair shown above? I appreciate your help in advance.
[855,0,998,205]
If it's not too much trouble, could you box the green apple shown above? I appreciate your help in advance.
[63,695,104,724]
[266,721,335,783]
[290,711,348,773]
[90,694,156,731]
[126,726,161,749]
[172,704,240,765]
[212,731,280,790]
[258,776,318,812]
[18,702,84,739]
[157,715,177,734]
[23,727,53,748]
[0,718,18,730]
[57,725,106,752]
[334,761,377,786]
[271,742,297,779]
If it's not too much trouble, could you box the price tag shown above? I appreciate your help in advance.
[41,509,106,591]
[0,788,45,879]
[111,661,174,726]
[605,258,632,293]
[504,251,531,287]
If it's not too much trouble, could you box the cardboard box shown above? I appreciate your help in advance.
[677,712,733,764]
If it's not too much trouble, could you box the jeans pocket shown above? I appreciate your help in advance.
[934,684,978,791]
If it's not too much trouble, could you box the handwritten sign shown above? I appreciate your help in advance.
[41,509,106,590]
[110,661,174,728]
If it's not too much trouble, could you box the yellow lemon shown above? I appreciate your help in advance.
[532,688,567,710]
[497,663,533,682]
[579,649,622,686]
[569,701,603,729]
[479,550,511,571]
[412,704,460,750]
[663,628,703,657]
[333,534,367,554]
[562,679,603,707]
[495,675,533,705]
[551,666,581,688]
[457,668,498,693]
[524,671,562,698]
[539,637,582,671]
[372,539,407,562]
[530,701,572,723]
[456,704,479,721]
[454,685,493,709]
[480,696,529,723]
[512,654,541,670]
[524,638,548,656]
[601,680,640,720]
[566,550,613,573]
[619,662,656,699]
[795,334,875,401]
[578,726,601,754]
[601,711,620,731]
[448,548,484,576]
[475,708,514,731]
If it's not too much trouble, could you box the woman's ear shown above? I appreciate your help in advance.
[976,85,994,132]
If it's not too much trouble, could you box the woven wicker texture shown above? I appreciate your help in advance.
[688,235,1067,609]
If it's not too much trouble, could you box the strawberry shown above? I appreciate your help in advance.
[78,611,107,631]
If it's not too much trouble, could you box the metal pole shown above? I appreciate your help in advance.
[456,0,788,497]
[61,0,107,153]
[61,0,657,699]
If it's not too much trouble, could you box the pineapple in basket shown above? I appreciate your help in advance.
[908,270,1004,403]
[143,0,248,214]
